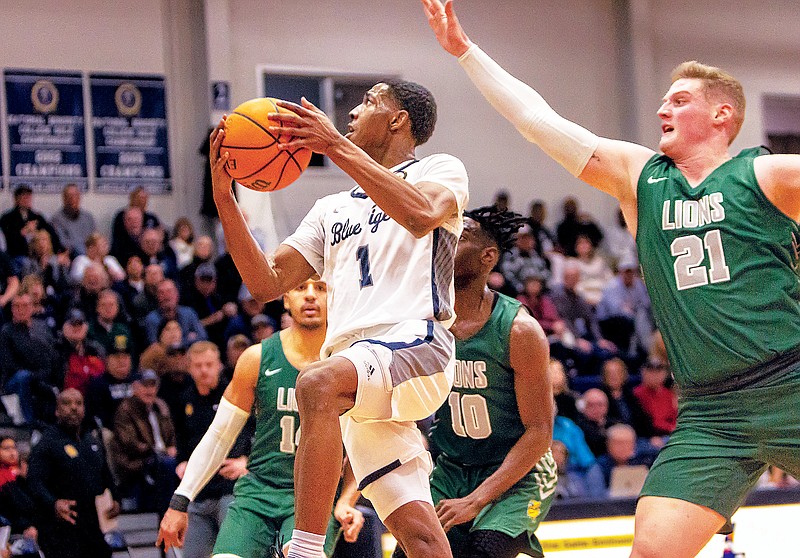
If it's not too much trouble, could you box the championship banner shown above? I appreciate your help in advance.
[4,70,88,193]
[90,74,171,194]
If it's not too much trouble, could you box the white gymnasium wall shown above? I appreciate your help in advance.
[1,0,797,241]
[225,0,623,238]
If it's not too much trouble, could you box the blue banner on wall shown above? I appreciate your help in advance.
[4,70,88,193]
[90,74,171,194]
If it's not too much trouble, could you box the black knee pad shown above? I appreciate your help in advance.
[465,529,527,558]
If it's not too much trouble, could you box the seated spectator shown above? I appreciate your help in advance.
[55,308,106,395]
[181,262,237,350]
[223,283,267,342]
[213,239,243,304]
[0,185,63,261]
[128,262,163,329]
[575,388,618,457]
[66,262,110,323]
[552,401,597,475]
[250,313,277,342]
[144,279,207,346]
[111,369,177,515]
[549,358,578,421]
[516,275,565,339]
[49,183,96,257]
[139,319,191,420]
[169,217,195,270]
[179,235,215,294]
[526,200,555,256]
[0,436,39,547]
[599,358,648,435]
[112,186,160,240]
[18,274,57,333]
[486,269,516,298]
[500,225,550,294]
[110,206,144,265]
[492,189,510,212]
[596,257,653,358]
[138,227,178,280]
[633,357,678,440]
[85,339,135,430]
[222,334,251,381]
[0,250,19,327]
[550,261,617,374]
[27,389,119,558]
[572,234,613,306]
[595,424,655,491]
[70,232,125,285]
[17,230,70,301]
[551,440,605,500]
[113,254,145,312]
[88,289,134,360]
[173,341,251,557]
[0,293,59,424]
[604,208,637,270]
[556,197,603,257]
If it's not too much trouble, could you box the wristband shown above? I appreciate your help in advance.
[169,493,190,512]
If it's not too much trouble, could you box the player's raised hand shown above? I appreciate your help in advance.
[156,508,188,551]
[420,0,472,57]
[209,117,234,201]
[269,98,344,156]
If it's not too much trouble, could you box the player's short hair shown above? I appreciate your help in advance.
[671,60,745,144]
[383,79,437,146]
[464,205,529,254]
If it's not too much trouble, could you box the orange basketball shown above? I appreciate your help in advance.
[221,97,312,192]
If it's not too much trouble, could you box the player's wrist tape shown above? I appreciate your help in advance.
[169,494,190,512]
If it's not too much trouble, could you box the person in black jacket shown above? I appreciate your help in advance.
[26,388,120,558]
[0,436,38,547]
[173,340,252,558]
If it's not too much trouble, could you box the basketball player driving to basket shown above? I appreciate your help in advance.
[210,80,468,558]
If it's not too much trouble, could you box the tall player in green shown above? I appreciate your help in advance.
[396,206,555,558]
[422,1,800,556]
[157,279,363,557]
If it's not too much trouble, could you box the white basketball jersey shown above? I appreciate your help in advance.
[283,153,469,356]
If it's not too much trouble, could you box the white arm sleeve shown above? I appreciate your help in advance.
[458,44,600,177]
[174,397,250,501]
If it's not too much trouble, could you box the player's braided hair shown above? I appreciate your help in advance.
[465,205,529,254]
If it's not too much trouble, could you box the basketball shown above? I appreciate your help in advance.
[221,97,312,192]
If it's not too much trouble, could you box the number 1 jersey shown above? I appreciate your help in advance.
[283,153,469,357]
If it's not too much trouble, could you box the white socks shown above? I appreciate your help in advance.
[286,530,326,558]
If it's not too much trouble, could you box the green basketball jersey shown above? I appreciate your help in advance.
[431,293,525,466]
[246,332,300,489]
[636,147,800,388]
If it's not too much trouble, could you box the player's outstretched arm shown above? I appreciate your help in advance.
[269,98,462,238]
[435,309,552,531]
[210,120,315,302]
[754,154,800,221]
[421,0,653,206]
[156,345,260,551]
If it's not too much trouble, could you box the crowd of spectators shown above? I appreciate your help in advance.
[0,184,795,555]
